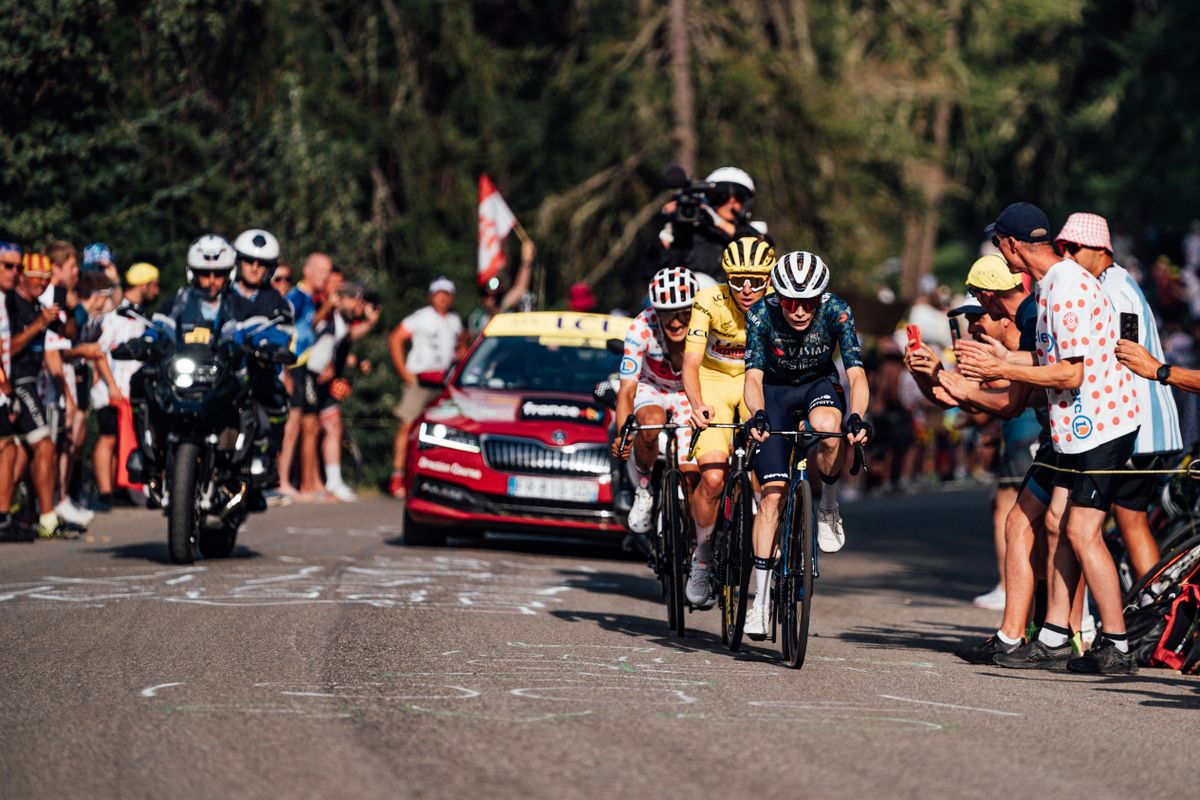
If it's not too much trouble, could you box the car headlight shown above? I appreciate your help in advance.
[418,422,480,453]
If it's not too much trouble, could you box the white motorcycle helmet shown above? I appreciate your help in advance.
[186,234,236,288]
[704,166,755,195]
[232,229,281,287]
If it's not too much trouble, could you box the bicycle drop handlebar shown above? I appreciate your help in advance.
[616,418,694,461]
[682,422,868,476]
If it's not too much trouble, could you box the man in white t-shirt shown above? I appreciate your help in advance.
[387,277,465,497]
[1055,213,1182,583]
[0,242,21,540]
[958,202,1139,676]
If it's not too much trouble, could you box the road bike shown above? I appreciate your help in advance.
[617,419,695,637]
[696,420,864,668]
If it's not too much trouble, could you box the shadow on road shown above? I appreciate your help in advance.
[555,567,664,603]
[384,530,636,562]
[97,541,264,564]
[837,620,996,655]
[548,607,780,662]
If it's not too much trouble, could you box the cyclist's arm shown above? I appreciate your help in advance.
[614,320,646,435]
[845,365,869,419]
[744,368,765,416]
[682,351,706,417]
[614,379,637,436]
[682,301,711,422]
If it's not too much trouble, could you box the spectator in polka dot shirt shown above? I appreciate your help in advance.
[957,202,1138,676]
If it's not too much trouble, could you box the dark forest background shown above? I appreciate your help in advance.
[4,0,1199,478]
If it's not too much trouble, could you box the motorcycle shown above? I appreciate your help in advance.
[114,311,294,564]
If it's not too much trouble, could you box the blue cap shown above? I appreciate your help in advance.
[82,242,115,269]
[0,241,20,255]
[988,203,1051,243]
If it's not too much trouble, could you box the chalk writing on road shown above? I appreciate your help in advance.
[0,555,575,615]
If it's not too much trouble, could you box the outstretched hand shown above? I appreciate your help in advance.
[1115,338,1159,380]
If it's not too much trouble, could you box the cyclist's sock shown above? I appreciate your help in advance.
[753,556,774,601]
[996,629,1022,646]
[818,484,838,512]
[1101,631,1130,653]
[636,469,651,490]
[1037,621,1071,649]
[694,522,714,561]
[325,464,343,486]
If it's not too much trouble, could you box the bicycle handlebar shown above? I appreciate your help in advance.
[682,422,868,475]
[615,419,695,461]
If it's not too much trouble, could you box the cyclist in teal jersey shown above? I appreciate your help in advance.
[741,251,872,638]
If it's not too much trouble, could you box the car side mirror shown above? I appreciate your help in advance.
[605,338,624,356]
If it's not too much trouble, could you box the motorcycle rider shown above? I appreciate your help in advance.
[227,229,294,492]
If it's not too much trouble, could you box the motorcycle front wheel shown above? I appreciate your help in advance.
[168,441,202,564]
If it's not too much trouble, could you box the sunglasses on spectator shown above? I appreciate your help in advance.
[727,274,768,292]
[0,262,18,271]
[1058,241,1083,257]
[779,296,821,313]
[271,275,291,283]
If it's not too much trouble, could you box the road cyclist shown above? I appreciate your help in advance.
[739,251,872,640]
[683,236,776,609]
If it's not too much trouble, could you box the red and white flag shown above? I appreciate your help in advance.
[478,174,517,285]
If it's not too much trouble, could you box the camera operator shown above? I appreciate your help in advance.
[649,166,765,283]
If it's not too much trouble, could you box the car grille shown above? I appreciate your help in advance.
[482,435,609,476]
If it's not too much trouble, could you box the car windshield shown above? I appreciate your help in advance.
[457,336,618,393]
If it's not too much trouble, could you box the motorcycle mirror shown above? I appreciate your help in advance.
[605,338,624,356]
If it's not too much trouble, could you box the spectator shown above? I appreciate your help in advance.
[0,242,22,540]
[468,238,535,338]
[567,282,596,313]
[388,276,465,498]
[82,242,122,307]
[92,262,160,510]
[1183,219,1200,272]
[7,254,70,537]
[270,261,293,296]
[1055,212,1182,581]
[279,253,333,498]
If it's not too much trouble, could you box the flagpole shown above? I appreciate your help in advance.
[511,218,530,244]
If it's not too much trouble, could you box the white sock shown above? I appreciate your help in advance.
[1104,632,1130,653]
[694,522,714,562]
[754,566,771,602]
[996,630,1021,646]
[819,483,838,512]
[1037,623,1070,649]
[325,464,342,486]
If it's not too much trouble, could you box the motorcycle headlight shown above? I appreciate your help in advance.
[418,422,480,453]
[174,358,196,375]
[170,356,216,389]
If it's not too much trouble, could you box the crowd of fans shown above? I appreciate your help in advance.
[0,237,381,543]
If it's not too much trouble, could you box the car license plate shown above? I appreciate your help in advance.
[507,476,598,503]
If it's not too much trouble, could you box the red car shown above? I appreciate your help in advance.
[402,311,632,546]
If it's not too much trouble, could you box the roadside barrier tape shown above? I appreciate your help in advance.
[1034,461,1200,480]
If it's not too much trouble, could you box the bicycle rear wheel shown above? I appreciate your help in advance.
[663,469,688,637]
[720,472,754,650]
[1124,533,1200,611]
[780,479,814,669]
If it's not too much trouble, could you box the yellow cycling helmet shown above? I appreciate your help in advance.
[721,236,775,276]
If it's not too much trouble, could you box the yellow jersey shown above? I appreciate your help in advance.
[686,283,753,377]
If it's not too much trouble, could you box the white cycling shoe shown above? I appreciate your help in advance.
[55,498,94,527]
[744,599,769,640]
[627,487,654,534]
[816,507,846,553]
[325,481,359,503]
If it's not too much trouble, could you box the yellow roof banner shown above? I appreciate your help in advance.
[483,311,633,341]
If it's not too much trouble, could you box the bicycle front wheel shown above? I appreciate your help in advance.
[663,468,688,637]
[780,479,814,669]
[721,472,754,650]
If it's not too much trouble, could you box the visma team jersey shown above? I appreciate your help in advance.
[1035,259,1139,454]
[685,283,753,377]
[619,307,683,392]
[744,294,863,386]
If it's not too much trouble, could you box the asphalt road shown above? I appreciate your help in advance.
[1,488,1197,800]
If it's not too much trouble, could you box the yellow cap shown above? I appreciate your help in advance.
[125,262,160,287]
[965,254,1021,292]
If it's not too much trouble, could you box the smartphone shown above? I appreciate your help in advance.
[906,324,922,351]
[53,285,68,308]
[1119,312,1138,342]
[948,316,970,344]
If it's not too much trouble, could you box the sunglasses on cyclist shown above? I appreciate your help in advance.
[658,308,691,323]
[727,274,768,292]
[779,296,821,313]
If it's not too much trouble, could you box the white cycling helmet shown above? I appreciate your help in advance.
[704,166,755,195]
[648,267,700,311]
[186,234,236,287]
[771,251,829,299]
[233,229,280,286]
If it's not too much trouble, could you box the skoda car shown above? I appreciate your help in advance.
[402,311,631,545]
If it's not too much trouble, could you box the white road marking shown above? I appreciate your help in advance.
[164,574,195,585]
[880,695,1022,717]
[141,682,184,697]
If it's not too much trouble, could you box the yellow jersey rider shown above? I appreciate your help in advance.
[682,236,774,608]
